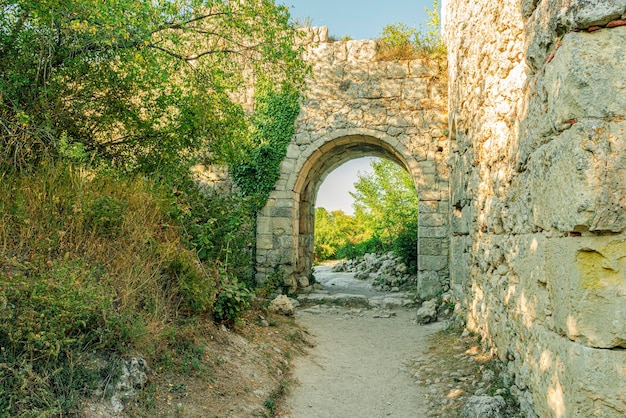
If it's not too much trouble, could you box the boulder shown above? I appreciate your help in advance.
[415,298,438,324]
[268,295,295,316]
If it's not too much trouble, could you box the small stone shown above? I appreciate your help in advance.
[415,299,438,324]
[460,395,506,418]
[268,295,295,316]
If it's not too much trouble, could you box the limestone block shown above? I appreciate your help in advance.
[285,144,301,159]
[257,234,273,250]
[418,159,437,174]
[269,295,295,316]
[420,189,441,201]
[544,28,626,127]
[417,270,443,300]
[408,60,434,77]
[544,235,626,349]
[346,40,377,62]
[367,61,387,78]
[418,225,448,238]
[268,217,292,233]
[306,42,334,65]
[560,1,625,27]
[512,323,626,418]
[385,62,409,79]
[358,82,383,99]
[402,78,429,99]
[418,200,440,213]
[419,237,446,256]
[362,106,388,125]
[415,299,438,324]
[378,78,403,98]
[256,217,273,235]
[269,206,292,218]
[449,235,471,295]
[420,212,447,227]
[343,63,369,83]
[497,232,626,349]
[418,255,448,272]
[524,122,626,233]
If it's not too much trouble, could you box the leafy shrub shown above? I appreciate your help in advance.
[336,235,387,260]
[393,218,418,274]
[173,181,257,288]
[375,1,446,61]
[376,22,417,60]
[161,248,218,315]
[213,278,254,325]
[231,79,300,211]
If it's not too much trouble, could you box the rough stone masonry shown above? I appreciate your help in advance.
[255,27,450,300]
[443,0,626,416]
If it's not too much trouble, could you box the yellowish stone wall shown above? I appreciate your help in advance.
[443,1,626,416]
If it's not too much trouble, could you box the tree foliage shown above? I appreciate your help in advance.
[314,207,369,261]
[376,0,446,61]
[351,158,418,243]
[0,0,307,173]
[314,159,419,269]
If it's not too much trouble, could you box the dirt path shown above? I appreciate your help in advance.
[279,264,522,418]
[284,306,444,417]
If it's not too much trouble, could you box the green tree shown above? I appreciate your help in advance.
[314,207,368,261]
[376,0,446,61]
[0,0,307,173]
[351,158,418,243]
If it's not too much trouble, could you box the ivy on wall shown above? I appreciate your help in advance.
[231,78,300,211]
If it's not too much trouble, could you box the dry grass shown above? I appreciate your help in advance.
[0,161,222,415]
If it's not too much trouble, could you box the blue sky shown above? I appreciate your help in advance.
[282,0,433,40]
[282,1,435,214]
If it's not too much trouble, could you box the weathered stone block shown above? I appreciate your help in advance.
[269,207,292,218]
[545,28,626,128]
[420,212,447,227]
[419,226,448,239]
[257,234,273,250]
[417,270,443,300]
[419,255,448,271]
[385,62,409,79]
[419,237,447,255]
[544,236,626,349]
[524,122,626,233]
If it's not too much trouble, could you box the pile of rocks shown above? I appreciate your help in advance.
[332,252,415,291]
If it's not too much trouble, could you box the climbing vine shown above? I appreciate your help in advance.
[231,78,300,211]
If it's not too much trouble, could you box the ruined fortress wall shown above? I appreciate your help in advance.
[256,28,449,294]
[442,1,626,416]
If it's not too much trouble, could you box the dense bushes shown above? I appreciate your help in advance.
[0,0,306,415]
[0,162,257,415]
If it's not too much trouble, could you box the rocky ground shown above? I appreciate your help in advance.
[83,258,523,417]
[277,261,523,418]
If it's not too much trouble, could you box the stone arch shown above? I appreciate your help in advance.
[292,131,420,286]
[256,128,450,300]
[255,30,450,299]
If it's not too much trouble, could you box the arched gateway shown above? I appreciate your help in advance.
[256,28,450,299]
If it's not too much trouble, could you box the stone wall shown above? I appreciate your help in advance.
[443,0,626,416]
[256,28,449,299]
